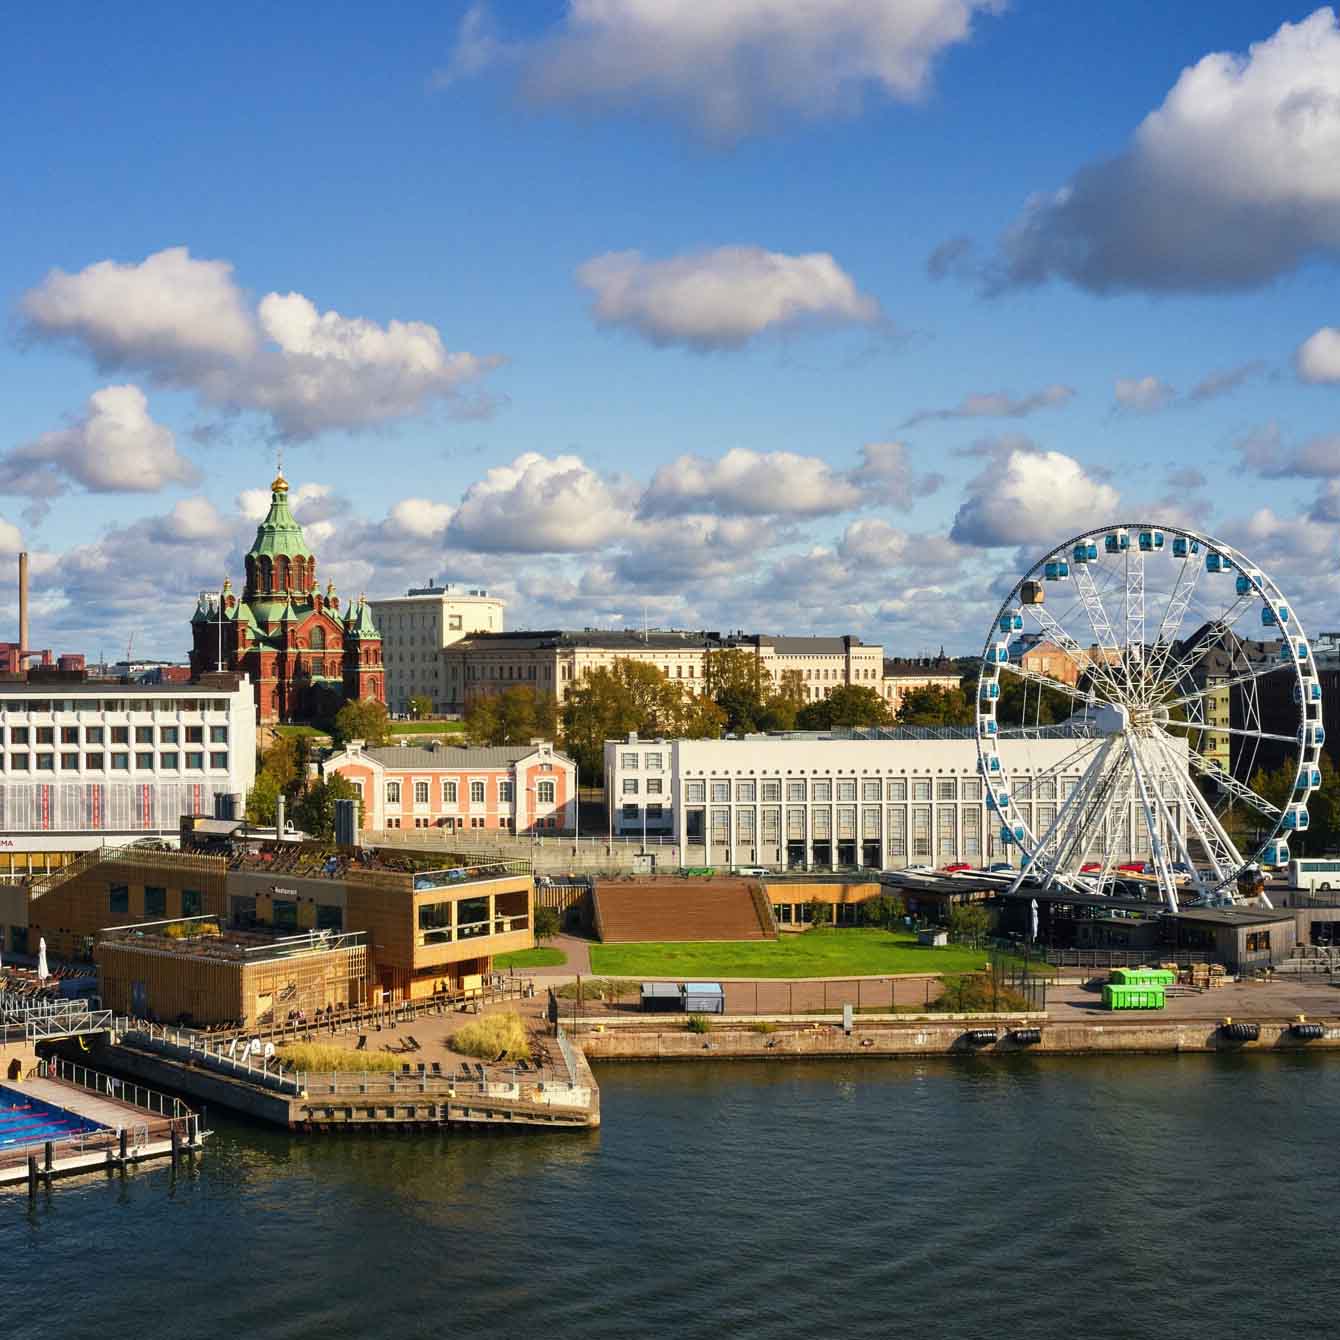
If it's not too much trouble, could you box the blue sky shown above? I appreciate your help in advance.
[4,1,1340,660]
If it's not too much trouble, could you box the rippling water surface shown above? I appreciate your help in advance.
[4,1055,1336,1340]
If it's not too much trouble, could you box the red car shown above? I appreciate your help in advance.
[1116,862,1147,874]
[1080,862,1102,872]
[941,862,973,873]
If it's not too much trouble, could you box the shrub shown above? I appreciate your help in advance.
[929,973,1032,1014]
[860,893,906,929]
[451,1010,532,1062]
[685,1013,712,1034]
[280,1042,400,1073]
[807,898,833,929]
[533,905,560,942]
[554,978,627,1001]
[750,1020,777,1034]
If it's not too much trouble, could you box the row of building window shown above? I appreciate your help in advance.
[620,752,665,770]
[0,699,232,715]
[621,777,664,795]
[3,725,226,746]
[682,778,993,804]
[381,779,557,806]
[7,751,227,772]
[109,884,203,919]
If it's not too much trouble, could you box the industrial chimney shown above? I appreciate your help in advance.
[18,551,29,664]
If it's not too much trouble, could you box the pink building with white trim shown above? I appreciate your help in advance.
[323,740,576,835]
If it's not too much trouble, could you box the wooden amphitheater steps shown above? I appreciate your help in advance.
[593,878,776,943]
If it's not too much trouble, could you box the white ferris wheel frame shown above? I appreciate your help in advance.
[976,522,1323,911]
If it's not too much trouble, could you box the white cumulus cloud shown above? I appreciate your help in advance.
[388,498,455,539]
[640,447,861,518]
[577,246,880,351]
[23,247,501,440]
[950,447,1120,547]
[1296,326,1340,382]
[448,453,633,553]
[989,9,1340,292]
[449,0,1004,139]
[0,385,198,502]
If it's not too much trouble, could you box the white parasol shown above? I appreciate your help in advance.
[37,936,49,981]
[1030,899,1039,942]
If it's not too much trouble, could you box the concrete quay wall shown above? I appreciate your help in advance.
[576,1017,1340,1062]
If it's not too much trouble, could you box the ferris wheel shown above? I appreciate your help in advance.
[976,524,1322,911]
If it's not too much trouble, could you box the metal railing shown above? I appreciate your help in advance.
[292,1064,590,1110]
[25,1007,112,1042]
[39,1056,190,1121]
[116,1018,302,1094]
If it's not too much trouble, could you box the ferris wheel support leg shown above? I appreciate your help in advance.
[1125,734,1180,913]
[1028,738,1118,881]
[1132,736,1202,908]
[1064,748,1131,890]
[1149,731,1245,902]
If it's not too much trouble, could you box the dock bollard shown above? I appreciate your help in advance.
[27,1156,38,1200]
[119,1128,128,1162]
[44,1140,53,1172]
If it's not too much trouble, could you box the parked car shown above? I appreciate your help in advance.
[733,866,770,877]
[904,865,937,874]
[1116,862,1147,874]
[989,862,1015,873]
[941,862,973,873]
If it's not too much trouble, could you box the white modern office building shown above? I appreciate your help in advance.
[370,582,505,715]
[604,728,1188,872]
[0,674,257,873]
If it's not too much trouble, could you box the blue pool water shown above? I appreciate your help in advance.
[0,1085,105,1148]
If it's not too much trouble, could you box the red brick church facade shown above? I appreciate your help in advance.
[190,471,385,725]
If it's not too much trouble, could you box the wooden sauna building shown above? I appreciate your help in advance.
[95,919,368,1027]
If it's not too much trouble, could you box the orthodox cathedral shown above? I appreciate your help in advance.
[190,471,384,724]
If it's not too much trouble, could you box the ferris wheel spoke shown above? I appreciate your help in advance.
[997,660,1095,707]
[1008,740,1106,798]
[1184,747,1282,822]
[1019,603,1120,699]
[1068,563,1128,700]
[1156,596,1257,693]
[1143,552,1204,704]
[1162,659,1292,710]
[1162,719,1299,745]
[1124,545,1146,701]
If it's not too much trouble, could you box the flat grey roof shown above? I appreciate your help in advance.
[1171,907,1295,927]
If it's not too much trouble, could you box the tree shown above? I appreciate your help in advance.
[292,773,359,840]
[408,694,433,720]
[560,659,711,780]
[758,670,808,732]
[807,897,833,929]
[704,647,769,732]
[245,770,282,825]
[464,694,500,745]
[533,905,560,942]
[797,684,893,731]
[860,892,906,930]
[332,698,391,747]
[895,684,973,726]
[948,902,992,948]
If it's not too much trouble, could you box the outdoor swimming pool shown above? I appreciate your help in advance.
[0,1085,105,1149]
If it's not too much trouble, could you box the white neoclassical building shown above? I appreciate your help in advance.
[604,727,1188,872]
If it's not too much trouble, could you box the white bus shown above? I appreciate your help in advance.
[1289,858,1340,893]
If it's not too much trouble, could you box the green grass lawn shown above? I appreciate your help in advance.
[273,724,330,739]
[588,929,1003,979]
[494,946,567,969]
[390,720,466,735]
